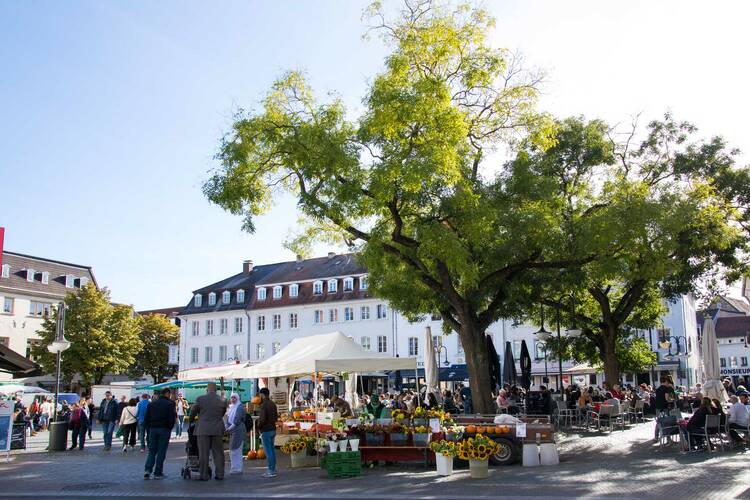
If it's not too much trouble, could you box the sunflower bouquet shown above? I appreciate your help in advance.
[413,406,428,419]
[427,408,449,422]
[281,436,315,455]
[456,435,500,461]
[412,425,431,434]
[429,439,458,457]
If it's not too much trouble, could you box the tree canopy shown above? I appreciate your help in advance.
[127,313,180,384]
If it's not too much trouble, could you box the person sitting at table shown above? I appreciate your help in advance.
[610,384,624,401]
[568,385,581,410]
[591,389,605,403]
[495,389,509,412]
[603,392,621,413]
[728,391,750,444]
[683,397,713,449]
[710,398,726,426]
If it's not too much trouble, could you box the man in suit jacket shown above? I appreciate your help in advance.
[189,383,228,480]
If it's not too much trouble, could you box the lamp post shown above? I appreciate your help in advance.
[434,344,449,366]
[659,334,689,386]
[47,302,70,422]
[535,341,548,383]
[533,305,555,389]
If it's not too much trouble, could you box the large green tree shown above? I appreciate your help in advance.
[524,116,748,384]
[203,1,593,412]
[33,284,142,386]
[127,313,180,384]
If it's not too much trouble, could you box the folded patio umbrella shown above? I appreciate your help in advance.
[701,317,728,402]
[502,341,517,387]
[486,335,502,392]
[520,339,532,391]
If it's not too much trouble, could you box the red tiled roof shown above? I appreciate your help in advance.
[715,316,750,339]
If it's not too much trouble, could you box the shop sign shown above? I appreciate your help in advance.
[720,368,750,376]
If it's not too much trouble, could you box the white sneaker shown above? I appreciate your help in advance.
[122,447,127,453]
[261,472,278,478]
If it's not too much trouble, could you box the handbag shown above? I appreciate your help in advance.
[115,426,124,438]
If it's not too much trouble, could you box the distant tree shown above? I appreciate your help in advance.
[33,284,142,386]
[128,314,180,383]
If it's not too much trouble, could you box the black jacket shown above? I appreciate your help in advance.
[144,397,176,429]
[98,398,118,422]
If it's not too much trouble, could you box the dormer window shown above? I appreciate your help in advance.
[236,289,245,303]
[327,279,338,293]
[343,277,354,292]
[26,269,35,282]
[65,275,75,288]
[222,291,231,304]
[360,275,368,290]
[194,294,202,307]
[78,277,89,288]
[257,287,267,300]
[41,271,49,284]
[289,284,299,298]
[313,281,323,295]
[273,286,282,299]
[208,292,216,306]
[1,265,9,278]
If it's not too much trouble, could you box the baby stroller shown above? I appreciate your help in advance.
[181,421,210,479]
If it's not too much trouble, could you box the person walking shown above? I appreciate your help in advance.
[119,398,138,452]
[143,388,176,480]
[257,388,278,478]
[136,394,150,452]
[175,395,188,437]
[67,402,89,450]
[189,383,228,481]
[39,397,53,431]
[225,393,247,474]
[86,398,95,438]
[98,391,118,451]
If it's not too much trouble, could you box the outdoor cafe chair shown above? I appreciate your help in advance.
[690,414,725,451]
[589,404,615,432]
[628,400,645,424]
[555,400,576,428]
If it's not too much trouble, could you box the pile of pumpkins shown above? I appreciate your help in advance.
[245,448,266,460]
[464,424,512,435]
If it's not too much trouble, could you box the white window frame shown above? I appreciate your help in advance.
[234,317,243,334]
[65,274,75,288]
[314,310,323,324]
[257,287,267,300]
[289,312,298,329]
[222,291,231,304]
[289,284,299,298]
[273,286,282,299]
[233,344,243,360]
[313,281,323,295]
[41,271,49,284]
[328,308,338,322]
[0,265,9,278]
[194,294,202,307]
[360,275,368,290]
[409,337,419,356]
[377,335,387,353]
[361,336,371,350]
[219,345,228,362]
[204,346,213,363]
[26,269,35,282]
[361,306,370,320]
[272,342,281,355]
[327,279,338,293]
[257,315,266,331]
[256,343,265,359]
[377,304,387,319]
[78,277,89,287]
[192,321,200,336]
[208,292,216,306]
[190,348,199,364]
[344,307,354,321]
[236,289,245,303]
[273,314,281,330]
[343,277,354,292]
[205,319,214,335]
[220,318,228,335]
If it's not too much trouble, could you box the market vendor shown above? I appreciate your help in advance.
[330,394,352,418]
[363,394,385,418]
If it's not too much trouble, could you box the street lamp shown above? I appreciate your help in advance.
[434,344,450,366]
[535,341,549,384]
[47,302,70,422]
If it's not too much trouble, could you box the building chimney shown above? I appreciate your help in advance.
[327,252,336,259]
[243,260,253,275]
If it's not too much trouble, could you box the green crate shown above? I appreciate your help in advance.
[324,451,361,478]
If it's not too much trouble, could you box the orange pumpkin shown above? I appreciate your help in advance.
[466,425,476,434]
[476,426,485,434]
[496,426,504,434]
[246,450,257,459]
[251,396,262,405]
[256,448,266,459]
[292,410,302,419]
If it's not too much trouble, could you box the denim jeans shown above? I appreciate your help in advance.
[144,427,171,476]
[138,422,147,450]
[260,430,276,473]
[174,416,184,437]
[101,420,116,447]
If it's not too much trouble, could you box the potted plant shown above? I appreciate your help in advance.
[363,423,385,446]
[412,406,428,425]
[347,424,361,452]
[387,423,407,446]
[429,440,458,476]
[412,425,432,446]
[325,431,347,452]
[281,436,317,468]
[457,435,501,479]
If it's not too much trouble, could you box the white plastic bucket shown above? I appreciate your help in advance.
[522,443,540,467]
[539,443,559,465]
[435,454,453,476]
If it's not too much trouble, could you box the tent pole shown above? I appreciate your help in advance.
[416,368,422,407]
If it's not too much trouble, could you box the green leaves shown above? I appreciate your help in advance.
[128,313,180,383]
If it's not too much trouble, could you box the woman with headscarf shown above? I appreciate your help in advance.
[224,393,247,474]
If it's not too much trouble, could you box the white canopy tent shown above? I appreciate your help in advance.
[231,331,415,379]
[178,362,245,382]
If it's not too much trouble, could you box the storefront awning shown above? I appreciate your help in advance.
[388,365,469,381]
[0,344,41,378]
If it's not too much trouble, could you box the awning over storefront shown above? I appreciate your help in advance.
[0,344,41,378]
[565,363,599,375]
[388,364,469,382]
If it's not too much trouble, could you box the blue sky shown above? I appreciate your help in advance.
[1,1,748,309]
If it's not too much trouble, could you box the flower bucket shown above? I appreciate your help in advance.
[412,433,431,447]
[413,418,427,426]
[390,432,408,446]
[349,438,360,452]
[338,440,348,452]
[328,441,337,453]
[435,454,453,476]
[290,451,317,468]
[366,433,384,446]
[469,459,489,479]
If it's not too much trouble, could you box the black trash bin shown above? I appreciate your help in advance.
[48,421,68,451]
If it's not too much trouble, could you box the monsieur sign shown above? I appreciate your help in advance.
[720,368,750,376]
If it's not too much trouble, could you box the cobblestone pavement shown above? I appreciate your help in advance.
[0,420,748,499]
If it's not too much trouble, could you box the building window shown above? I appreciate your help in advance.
[194,294,202,307]
[191,322,199,336]
[329,308,338,322]
[289,313,298,329]
[0,265,9,278]
[741,357,748,367]
[273,286,282,299]
[361,336,371,350]
[313,281,323,295]
[257,315,266,331]
[65,275,75,288]
[237,289,245,303]
[433,335,441,349]
[205,320,214,336]
[208,292,216,306]
[343,278,354,292]
[78,277,89,288]
[344,307,354,321]
[29,301,51,317]
[233,344,243,360]
[720,357,726,368]
[730,356,738,368]
[41,271,49,284]
[220,318,228,335]
[26,269,35,282]
[314,310,324,324]
[222,291,231,304]
[2,297,12,314]
[290,284,299,297]
[377,304,387,319]
[377,335,387,353]
[26,339,42,360]
[409,337,419,356]
[190,348,199,364]
[256,343,265,359]
[273,314,281,330]
[219,345,228,362]
[205,346,213,363]
[360,275,368,290]
[361,306,370,320]
[257,288,267,300]
[327,279,338,293]
[512,340,522,359]
[0,337,8,347]
[234,317,243,334]
[535,342,546,360]
[272,342,281,355]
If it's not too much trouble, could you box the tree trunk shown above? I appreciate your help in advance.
[458,321,495,414]
[600,324,620,386]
